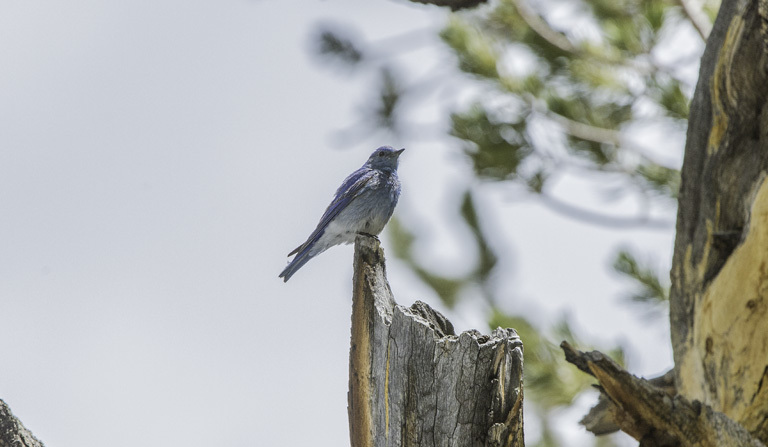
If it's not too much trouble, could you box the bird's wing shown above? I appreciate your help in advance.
[287,168,376,257]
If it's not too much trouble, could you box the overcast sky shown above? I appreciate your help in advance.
[0,1,681,446]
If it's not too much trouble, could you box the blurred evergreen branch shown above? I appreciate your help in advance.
[374,67,403,132]
[613,248,670,306]
[451,104,531,181]
[315,28,365,66]
[389,190,498,308]
[490,310,625,446]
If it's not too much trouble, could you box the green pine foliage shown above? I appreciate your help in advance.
[451,104,531,181]
[613,248,670,306]
[440,0,689,200]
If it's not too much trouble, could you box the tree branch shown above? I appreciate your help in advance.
[561,341,766,447]
[529,97,677,169]
[580,369,675,436]
[537,191,674,229]
[509,0,578,54]
[542,108,622,145]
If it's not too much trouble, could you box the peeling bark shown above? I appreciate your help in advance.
[348,235,524,447]
[670,0,768,441]
[568,0,768,442]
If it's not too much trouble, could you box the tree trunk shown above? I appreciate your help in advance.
[561,0,768,444]
[348,235,524,447]
[670,0,768,440]
[0,399,45,447]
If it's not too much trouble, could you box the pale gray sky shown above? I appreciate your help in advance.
[0,1,679,446]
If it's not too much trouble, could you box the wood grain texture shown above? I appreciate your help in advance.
[669,0,768,441]
[561,342,766,447]
[349,235,524,447]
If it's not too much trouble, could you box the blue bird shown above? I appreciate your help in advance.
[280,146,405,282]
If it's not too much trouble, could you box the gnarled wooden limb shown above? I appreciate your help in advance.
[580,370,676,436]
[561,342,765,447]
[349,235,524,447]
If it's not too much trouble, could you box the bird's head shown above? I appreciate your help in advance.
[365,146,405,172]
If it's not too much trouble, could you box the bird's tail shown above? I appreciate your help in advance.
[278,249,315,282]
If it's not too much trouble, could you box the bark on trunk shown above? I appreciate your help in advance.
[562,0,768,444]
[348,235,524,447]
[670,0,768,440]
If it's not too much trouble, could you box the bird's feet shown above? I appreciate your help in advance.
[357,232,380,241]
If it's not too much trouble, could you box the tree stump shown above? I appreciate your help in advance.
[348,235,524,447]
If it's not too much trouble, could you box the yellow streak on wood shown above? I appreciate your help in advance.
[707,13,744,155]
[695,178,768,430]
[678,206,716,401]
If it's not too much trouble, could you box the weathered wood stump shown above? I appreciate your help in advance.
[348,235,524,447]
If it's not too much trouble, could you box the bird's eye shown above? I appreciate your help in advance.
[378,152,385,157]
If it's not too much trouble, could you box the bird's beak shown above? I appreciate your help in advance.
[395,148,405,156]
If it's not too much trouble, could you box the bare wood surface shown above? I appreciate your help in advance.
[580,370,676,436]
[0,399,44,447]
[349,235,524,447]
[669,0,768,440]
[561,342,766,447]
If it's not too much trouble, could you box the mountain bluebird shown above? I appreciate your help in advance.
[279,146,405,282]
